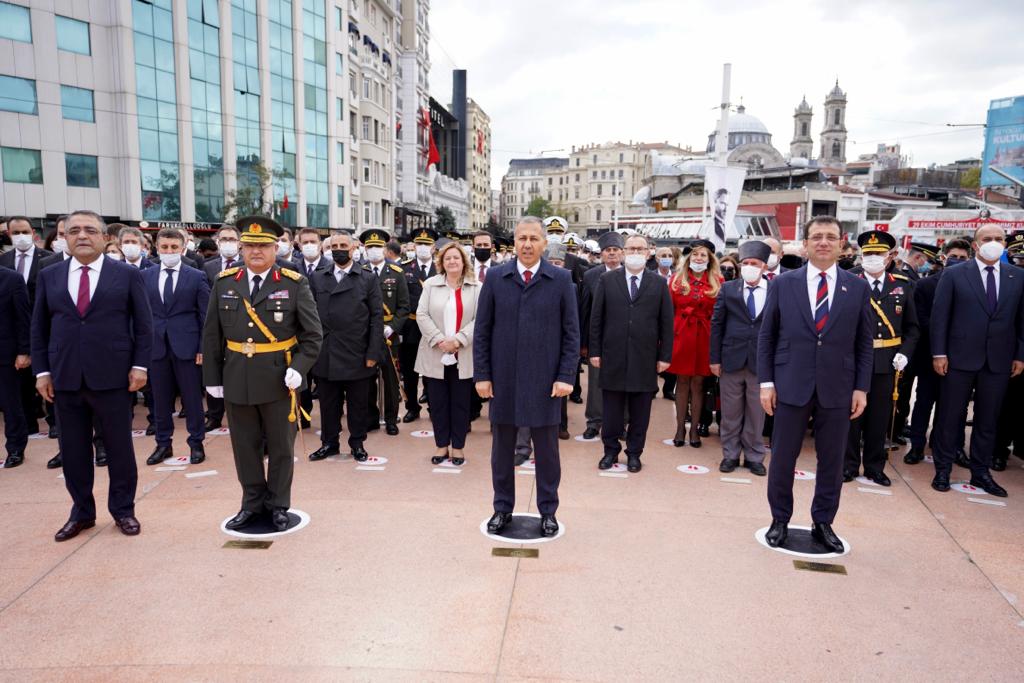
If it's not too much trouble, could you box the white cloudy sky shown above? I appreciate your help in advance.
[428,0,1024,189]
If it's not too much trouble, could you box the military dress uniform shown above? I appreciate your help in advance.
[844,231,919,485]
[361,229,410,434]
[892,242,939,443]
[399,228,438,422]
[995,232,1024,469]
[202,216,322,530]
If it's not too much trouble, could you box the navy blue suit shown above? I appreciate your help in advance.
[0,266,31,456]
[474,258,580,514]
[142,264,210,450]
[930,259,1024,476]
[32,256,153,522]
[757,266,873,524]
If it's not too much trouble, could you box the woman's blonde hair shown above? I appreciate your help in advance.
[672,245,721,298]
[435,241,474,285]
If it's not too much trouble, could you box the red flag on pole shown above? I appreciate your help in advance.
[283,193,289,210]
[425,108,440,169]
[901,235,912,251]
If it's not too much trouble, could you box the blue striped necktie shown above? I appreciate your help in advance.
[814,272,829,332]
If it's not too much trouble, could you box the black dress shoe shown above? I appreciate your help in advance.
[697,424,710,438]
[203,418,221,432]
[352,447,369,462]
[366,422,381,432]
[673,439,686,447]
[626,457,641,473]
[47,453,63,469]
[569,394,583,404]
[765,520,788,547]
[513,453,529,467]
[582,427,600,440]
[402,411,420,423]
[145,424,156,436]
[747,462,767,476]
[3,451,24,468]
[271,508,289,531]
[385,422,399,436]
[866,471,891,487]
[892,435,907,446]
[969,475,1008,498]
[719,458,739,473]
[300,419,311,430]
[115,515,141,536]
[991,455,1008,472]
[309,444,340,461]
[487,512,512,534]
[540,514,559,537]
[418,392,428,404]
[146,445,172,466]
[431,451,449,465]
[189,446,206,465]
[689,438,702,448]
[663,391,676,401]
[54,519,95,542]
[94,446,108,467]
[811,523,844,553]
[48,425,59,439]
[559,429,570,440]
[931,471,951,492]
[225,510,259,530]
[842,471,856,483]
[598,454,617,470]
[904,447,924,464]
[955,449,971,469]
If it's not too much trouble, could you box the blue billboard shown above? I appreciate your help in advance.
[982,95,1024,187]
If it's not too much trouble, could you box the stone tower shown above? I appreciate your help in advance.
[819,80,848,165]
[790,95,813,159]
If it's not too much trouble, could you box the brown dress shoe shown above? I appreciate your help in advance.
[115,516,141,536]
[55,519,96,542]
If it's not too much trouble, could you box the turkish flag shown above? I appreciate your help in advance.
[427,122,440,169]
[283,193,289,210]
[476,129,484,154]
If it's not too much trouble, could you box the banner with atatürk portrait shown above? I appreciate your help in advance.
[701,165,746,254]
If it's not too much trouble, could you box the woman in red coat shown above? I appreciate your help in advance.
[668,240,722,447]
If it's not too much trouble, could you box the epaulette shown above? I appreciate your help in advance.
[362,263,372,270]
[389,263,403,273]
[279,267,302,281]
[218,267,240,279]
[400,258,414,266]
[892,273,910,281]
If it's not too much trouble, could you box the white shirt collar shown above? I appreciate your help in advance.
[335,262,353,276]
[16,244,35,258]
[247,267,272,282]
[516,259,541,277]
[161,260,182,273]
[976,257,1000,274]
[743,277,767,290]
[72,255,104,274]
[478,259,492,269]
[416,257,432,269]
[625,267,644,284]
[807,262,837,282]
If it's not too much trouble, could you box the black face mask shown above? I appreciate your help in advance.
[332,249,351,266]
[945,256,966,266]
[720,267,736,281]
[474,247,492,264]
[838,256,856,270]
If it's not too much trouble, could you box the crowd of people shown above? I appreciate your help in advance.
[1,210,1022,547]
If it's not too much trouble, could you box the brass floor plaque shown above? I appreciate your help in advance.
[492,548,539,558]
[223,540,273,549]
[793,560,847,575]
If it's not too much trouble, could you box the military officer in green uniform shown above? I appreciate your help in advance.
[843,230,919,486]
[361,228,409,435]
[399,227,438,423]
[203,216,322,531]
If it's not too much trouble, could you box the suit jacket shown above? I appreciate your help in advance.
[930,259,1024,373]
[142,264,211,361]
[31,257,153,391]
[474,258,580,427]
[579,264,618,351]
[910,271,940,370]
[415,275,480,380]
[0,266,31,364]
[37,251,72,272]
[710,277,771,374]
[402,258,438,340]
[292,255,331,278]
[757,266,873,409]
[589,268,673,392]
[152,253,199,269]
[0,246,53,305]
[309,265,383,381]
[123,257,155,271]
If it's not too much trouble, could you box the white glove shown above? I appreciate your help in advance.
[383,325,394,339]
[206,386,224,398]
[284,368,302,390]
[893,353,908,372]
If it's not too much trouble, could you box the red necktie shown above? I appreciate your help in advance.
[76,265,91,316]
[523,269,532,284]
[478,265,486,282]
[225,257,234,269]
[765,272,774,281]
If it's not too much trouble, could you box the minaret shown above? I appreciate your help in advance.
[790,95,813,159]
[820,80,848,165]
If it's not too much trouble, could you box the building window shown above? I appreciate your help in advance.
[362,159,370,182]
[591,171,597,179]
[335,6,342,30]
[61,86,95,123]
[619,152,624,163]
[832,141,841,158]
[597,184,602,196]
[0,75,37,115]
[232,0,262,194]
[574,187,579,199]
[363,202,371,225]
[66,153,99,187]
[834,109,841,125]
[573,211,579,222]
[336,51,343,74]
[336,96,343,119]
[596,209,602,221]
[362,76,370,99]
[618,169,623,178]
[0,2,31,43]
[337,184,344,207]
[336,140,343,158]
[1,147,43,184]
[801,121,808,137]
[55,15,91,54]
[188,0,225,221]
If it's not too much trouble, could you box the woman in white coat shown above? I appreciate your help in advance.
[415,241,480,466]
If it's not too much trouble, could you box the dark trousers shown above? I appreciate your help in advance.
[909,368,940,451]
[1,365,28,454]
[660,371,676,396]
[299,373,314,425]
[55,386,137,521]
[571,358,583,399]
[845,372,895,476]
[933,368,1008,478]
[492,423,560,515]
[206,394,225,425]
[225,397,294,512]
[16,366,40,431]
[996,373,1024,456]
[317,375,369,449]
[893,365,916,436]
[398,335,422,414]
[601,389,654,459]
[367,354,400,425]
[768,393,848,524]
[425,365,472,449]
[151,354,205,449]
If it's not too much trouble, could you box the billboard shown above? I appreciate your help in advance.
[982,95,1024,187]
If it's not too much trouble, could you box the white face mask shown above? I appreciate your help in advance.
[159,253,181,268]
[415,244,433,261]
[53,238,68,254]
[404,250,415,260]
[979,241,1005,262]
[366,246,385,263]
[689,260,708,273]
[106,252,123,261]
[301,243,321,260]
[767,253,780,269]
[277,240,291,257]
[219,241,239,259]
[11,234,33,251]
[624,254,647,271]
[121,243,141,261]
[547,233,563,244]
[861,255,886,274]
[323,248,332,260]
[740,264,763,283]
[355,247,366,261]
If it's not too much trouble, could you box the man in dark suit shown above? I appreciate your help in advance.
[32,210,153,541]
[930,224,1024,497]
[578,232,624,440]
[116,226,155,271]
[400,228,439,423]
[0,265,31,468]
[757,216,873,552]
[710,240,772,476]
[475,217,580,537]
[142,228,211,466]
[293,227,330,277]
[589,234,673,472]
[308,232,383,462]
[201,226,243,431]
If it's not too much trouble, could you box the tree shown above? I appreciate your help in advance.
[960,167,980,189]
[220,159,294,223]
[434,205,456,232]
[525,197,553,218]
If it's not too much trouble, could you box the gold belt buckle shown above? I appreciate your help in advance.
[241,341,256,357]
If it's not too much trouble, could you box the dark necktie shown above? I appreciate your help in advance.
[421,264,428,280]
[251,274,262,298]
[747,286,757,319]
[307,262,315,277]
[76,266,91,316]
[163,268,175,307]
[814,272,829,332]
[765,271,774,281]
[630,275,639,301]
[374,266,381,278]
[479,265,486,283]
[986,266,997,313]
[16,252,26,277]
[523,269,532,284]
[873,279,882,299]
[225,257,234,269]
